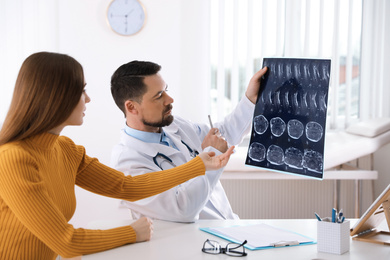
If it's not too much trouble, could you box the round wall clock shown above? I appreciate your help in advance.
[107,0,146,36]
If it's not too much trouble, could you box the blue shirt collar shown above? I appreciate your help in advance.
[124,124,162,144]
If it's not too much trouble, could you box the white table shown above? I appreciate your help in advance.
[82,219,390,260]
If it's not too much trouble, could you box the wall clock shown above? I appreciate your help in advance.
[107,0,146,36]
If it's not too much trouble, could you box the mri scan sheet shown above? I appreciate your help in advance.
[246,58,331,179]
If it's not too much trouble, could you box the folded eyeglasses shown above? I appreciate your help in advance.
[202,239,247,257]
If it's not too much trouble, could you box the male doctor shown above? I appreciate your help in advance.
[110,60,267,222]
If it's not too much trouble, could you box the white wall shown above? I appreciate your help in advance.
[0,0,211,227]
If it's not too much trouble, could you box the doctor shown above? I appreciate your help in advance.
[110,61,267,222]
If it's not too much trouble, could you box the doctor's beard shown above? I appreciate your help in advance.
[142,105,174,128]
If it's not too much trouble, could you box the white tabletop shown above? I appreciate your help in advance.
[82,219,390,260]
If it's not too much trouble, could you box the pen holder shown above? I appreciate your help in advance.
[317,220,350,255]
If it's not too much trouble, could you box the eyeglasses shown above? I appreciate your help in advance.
[202,239,247,257]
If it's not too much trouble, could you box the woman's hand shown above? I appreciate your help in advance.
[198,146,235,171]
[130,217,153,242]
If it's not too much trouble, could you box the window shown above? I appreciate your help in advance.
[210,0,362,130]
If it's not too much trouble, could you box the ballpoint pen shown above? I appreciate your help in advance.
[207,115,227,142]
[208,115,221,136]
[314,212,322,221]
[270,240,299,247]
[338,209,343,223]
[208,115,214,129]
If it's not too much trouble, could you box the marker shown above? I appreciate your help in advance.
[208,115,214,128]
[314,212,322,221]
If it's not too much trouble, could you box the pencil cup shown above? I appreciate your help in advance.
[317,220,350,255]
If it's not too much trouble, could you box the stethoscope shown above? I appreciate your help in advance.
[153,140,199,170]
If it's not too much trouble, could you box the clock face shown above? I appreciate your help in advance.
[107,0,146,36]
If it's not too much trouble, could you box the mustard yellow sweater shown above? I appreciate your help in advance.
[0,133,205,259]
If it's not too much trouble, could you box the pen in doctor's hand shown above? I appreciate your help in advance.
[208,115,220,136]
[208,115,214,129]
[208,115,223,137]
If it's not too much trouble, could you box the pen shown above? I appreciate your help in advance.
[270,240,299,247]
[338,209,343,223]
[314,212,322,221]
[208,114,214,128]
[208,115,226,140]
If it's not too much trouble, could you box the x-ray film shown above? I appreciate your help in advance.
[246,58,331,179]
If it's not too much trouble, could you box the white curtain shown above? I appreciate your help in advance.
[360,0,390,120]
[210,0,390,130]
[0,0,59,123]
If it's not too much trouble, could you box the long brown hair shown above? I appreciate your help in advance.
[0,52,84,145]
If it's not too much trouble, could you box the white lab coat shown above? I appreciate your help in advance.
[111,97,255,222]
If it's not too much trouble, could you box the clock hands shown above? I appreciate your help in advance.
[110,9,134,18]
[123,10,135,33]
[109,9,135,33]
[126,9,134,16]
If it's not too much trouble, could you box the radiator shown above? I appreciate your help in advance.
[220,179,373,219]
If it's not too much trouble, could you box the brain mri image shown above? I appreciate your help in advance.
[246,58,331,179]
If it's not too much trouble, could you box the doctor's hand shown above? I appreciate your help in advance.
[198,146,235,171]
[130,217,153,242]
[201,128,228,153]
[245,66,268,104]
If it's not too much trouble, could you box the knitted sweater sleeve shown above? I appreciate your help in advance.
[74,146,205,201]
[0,138,205,258]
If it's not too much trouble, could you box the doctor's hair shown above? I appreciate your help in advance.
[110,60,161,116]
[0,52,85,145]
